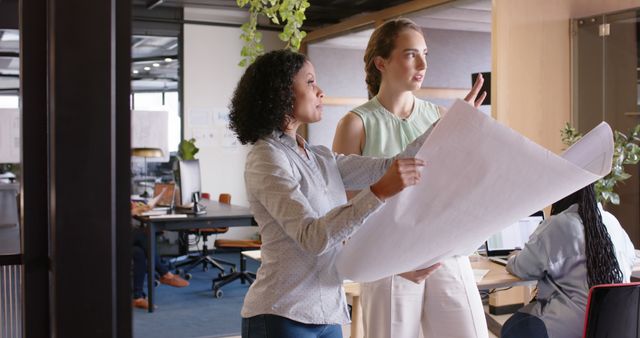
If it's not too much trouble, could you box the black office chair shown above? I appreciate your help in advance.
[173,193,237,280]
[211,239,260,298]
[583,282,640,338]
[210,193,261,298]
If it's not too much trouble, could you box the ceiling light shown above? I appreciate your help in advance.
[144,66,151,71]
[146,0,164,10]
[133,70,139,74]
[153,63,160,67]
[164,58,172,62]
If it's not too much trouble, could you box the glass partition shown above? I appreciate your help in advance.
[573,8,640,246]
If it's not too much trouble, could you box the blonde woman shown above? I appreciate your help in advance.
[333,18,488,338]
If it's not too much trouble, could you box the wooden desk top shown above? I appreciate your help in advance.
[241,250,640,291]
[471,257,529,290]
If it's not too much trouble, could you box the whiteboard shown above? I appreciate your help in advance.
[131,110,169,162]
[0,108,20,163]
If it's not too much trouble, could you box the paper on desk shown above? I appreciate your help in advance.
[336,99,613,282]
[473,269,490,283]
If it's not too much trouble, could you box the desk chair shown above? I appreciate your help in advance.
[583,282,640,338]
[211,193,261,298]
[0,183,19,228]
[174,193,237,280]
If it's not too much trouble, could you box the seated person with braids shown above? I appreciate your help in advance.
[501,183,636,338]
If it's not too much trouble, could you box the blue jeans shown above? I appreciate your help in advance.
[242,314,342,338]
[501,311,549,338]
[132,228,170,299]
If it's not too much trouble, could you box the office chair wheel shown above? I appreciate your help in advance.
[175,269,184,275]
[230,266,237,273]
[218,272,225,278]
[184,273,192,280]
[214,288,223,298]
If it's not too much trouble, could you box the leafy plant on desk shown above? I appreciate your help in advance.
[0,163,20,182]
[561,123,640,205]
[178,138,199,160]
[236,0,310,67]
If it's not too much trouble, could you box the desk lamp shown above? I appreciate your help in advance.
[132,147,163,198]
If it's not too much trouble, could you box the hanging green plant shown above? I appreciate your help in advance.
[237,0,310,67]
[561,122,640,205]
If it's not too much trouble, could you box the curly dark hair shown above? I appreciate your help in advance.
[229,49,308,145]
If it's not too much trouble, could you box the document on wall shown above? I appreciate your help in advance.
[336,99,614,282]
[0,108,20,163]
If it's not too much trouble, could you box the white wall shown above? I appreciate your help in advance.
[307,46,368,148]
[307,28,491,148]
[184,13,284,239]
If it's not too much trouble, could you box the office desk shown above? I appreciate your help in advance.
[472,258,532,290]
[241,252,640,337]
[474,252,640,288]
[473,254,640,335]
[135,199,254,312]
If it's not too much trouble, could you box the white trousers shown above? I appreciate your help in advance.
[360,256,488,338]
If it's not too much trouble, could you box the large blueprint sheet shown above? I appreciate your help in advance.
[336,100,613,282]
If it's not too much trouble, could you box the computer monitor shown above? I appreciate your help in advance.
[485,215,543,256]
[177,159,201,206]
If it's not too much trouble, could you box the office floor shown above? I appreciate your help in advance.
[135,252,512,338]
[133,252,258,338]
[221,310,511,338]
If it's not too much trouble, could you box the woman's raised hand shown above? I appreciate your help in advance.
[370,158,425,201]
[465,73,487,108]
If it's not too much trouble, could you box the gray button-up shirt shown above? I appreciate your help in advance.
[507,204,636,338]
[241,129,430,325]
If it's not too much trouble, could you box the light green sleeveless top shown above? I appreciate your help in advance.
[351,96,440,157]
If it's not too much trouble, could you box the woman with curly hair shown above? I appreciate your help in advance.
[501,184,636,338]
[229,49,440,338]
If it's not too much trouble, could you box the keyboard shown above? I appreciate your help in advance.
[489,257,509,266]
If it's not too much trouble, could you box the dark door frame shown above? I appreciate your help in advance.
[21,0,132,336]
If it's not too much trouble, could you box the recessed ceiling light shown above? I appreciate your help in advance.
[153,63,160,67]
[164,58,172,62]
[143,66,151,71]
[132,70,139,74]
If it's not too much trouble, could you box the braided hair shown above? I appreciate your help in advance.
[551,184,623,288]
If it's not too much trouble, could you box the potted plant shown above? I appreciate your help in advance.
[561,123,640,205]
[178,138,199,160]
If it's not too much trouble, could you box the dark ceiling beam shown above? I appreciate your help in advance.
[0,52,19,58]
[132,54,178,62]
[132,16,281,31]
[131,75,178,81]
[304,0,454,43]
